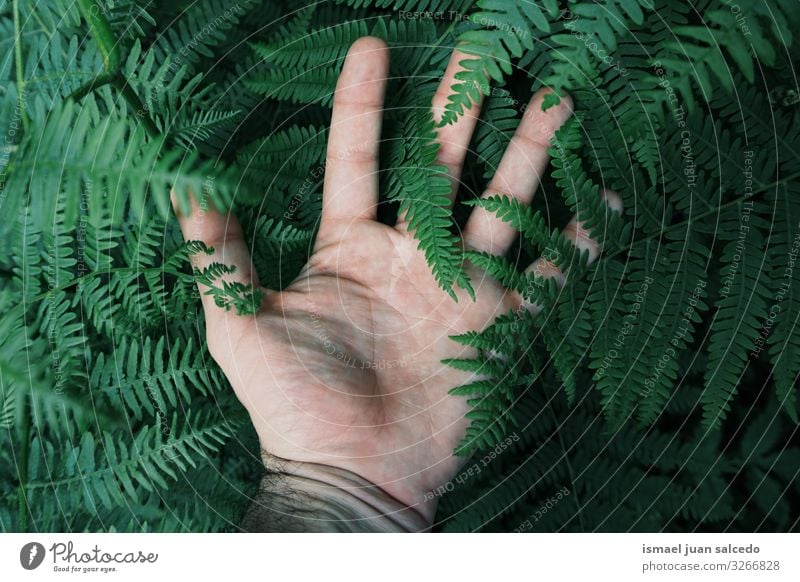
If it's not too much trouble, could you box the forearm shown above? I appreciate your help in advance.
[240,453,432,532]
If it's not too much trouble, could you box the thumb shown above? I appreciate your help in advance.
[171,188,261,357]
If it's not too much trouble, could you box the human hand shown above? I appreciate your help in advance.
[173,37,619,531]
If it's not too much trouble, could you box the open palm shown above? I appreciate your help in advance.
[175,37,617,526]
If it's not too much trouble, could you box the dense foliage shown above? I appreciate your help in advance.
[1,0,799,532]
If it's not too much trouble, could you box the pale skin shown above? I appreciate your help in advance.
[173,37,621,529]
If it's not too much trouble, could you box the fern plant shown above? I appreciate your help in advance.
[1,0,799,532]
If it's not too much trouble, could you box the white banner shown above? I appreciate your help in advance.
[1,533,798,581]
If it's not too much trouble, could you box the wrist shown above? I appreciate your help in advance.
[240,452,432,532]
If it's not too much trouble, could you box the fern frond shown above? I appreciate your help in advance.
[237,124,327,194]
[442,0,560,124]
[151,0,256,74]
[246,67,339,107]
[4,102,241,227]
[472,89,520,179]
[659,3,791,102]
[192,261,264,316]
[252,20,371,70]
[766,183,800,421]
[91,335,225,421]
[24,413,240,518]
[463,250,557,306]
[702,204,773,429]
[387,100,473,298]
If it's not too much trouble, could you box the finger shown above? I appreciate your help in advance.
[462,88,573,255]
[171,189,259,351]
[521,189,623,314]
[318,36,389,240]
[395,49,484,232]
